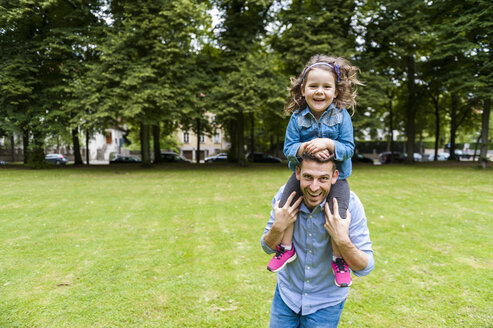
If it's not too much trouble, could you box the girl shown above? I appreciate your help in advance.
[267,54,363,288]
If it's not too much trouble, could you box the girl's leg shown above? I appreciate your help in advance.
[278,173,301,247]
[327,179,350,257]
[327,179,349,257]
[267,173,300,272]
[279,173,303,207]
[327,179,352,287]
[327,179,350,219]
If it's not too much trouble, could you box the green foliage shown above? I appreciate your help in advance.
[271,0,357,75]
[1,0,490,164]
[0,0,103,166]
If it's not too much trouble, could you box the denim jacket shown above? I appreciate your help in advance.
[284,104,354,179]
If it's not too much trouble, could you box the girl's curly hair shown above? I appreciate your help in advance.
[285,54,364,115]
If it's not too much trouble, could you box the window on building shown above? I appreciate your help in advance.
[210,115,216,123]
[200,134,205,143]
[213,132,220,144]
[183,132,190,143]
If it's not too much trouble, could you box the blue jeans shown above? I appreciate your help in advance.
[269,285,345,328]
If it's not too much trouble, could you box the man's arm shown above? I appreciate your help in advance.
[324,197,373,273]
[262,192,303,252]
[330,223,368,272]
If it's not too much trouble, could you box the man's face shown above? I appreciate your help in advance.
[295,160,339,211]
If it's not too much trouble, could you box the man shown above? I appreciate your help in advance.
[261,152,374,327]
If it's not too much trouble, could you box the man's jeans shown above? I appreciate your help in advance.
[269,285,345,328]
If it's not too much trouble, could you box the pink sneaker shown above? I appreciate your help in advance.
[267,245,297,272]
[332,258,352,287]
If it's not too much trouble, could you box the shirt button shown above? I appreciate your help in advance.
[307,266,311,270]
[309,250,312,253]
[309,233,312,237]
[305,293,308,296]
[309,215,312,218]
[306,280,310,283]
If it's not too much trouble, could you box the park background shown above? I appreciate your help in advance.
[1,0,492,327]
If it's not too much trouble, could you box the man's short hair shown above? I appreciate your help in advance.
[298,152,336,173]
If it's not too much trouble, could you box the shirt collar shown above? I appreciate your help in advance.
[300,104,336,121]
[299,198,328,215]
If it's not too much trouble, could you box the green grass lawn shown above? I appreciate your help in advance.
[1,163,492,327]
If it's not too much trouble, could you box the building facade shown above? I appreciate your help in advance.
[177,113,230,162]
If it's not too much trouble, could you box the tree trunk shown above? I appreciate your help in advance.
[236,111,246,167]
[433,96,440,161]
[85,130,90,165]
[140,122,151,166]
[480,98,491,169]
[29,130,45,168]
[23,128,29,164]
[250,112,255,153]
[472,133,481,161]
[387,98,394,162]
[196,118,201,164]
[275,134,280,158]
[72,127,83,165]
[153,124,161,163]
[387,94,394,163]
[10,133,15,162]
[449,94,458,161]
[405,54,416,163]
[229,120,237,162]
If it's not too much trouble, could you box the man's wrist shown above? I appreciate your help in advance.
[333,235,351,247]
[271,221,286,234]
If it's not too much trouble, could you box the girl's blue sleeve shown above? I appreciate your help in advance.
[333,109,355,161]
[283,115,302,165]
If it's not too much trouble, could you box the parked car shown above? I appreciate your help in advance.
[0,160,5,166]
[378,151,407,164]
[205,153,228,163]
[109,155,141,164]
[352,153,374,164]
[437,153,449,161]
[247,152,282,163]
[45,154,68,165]
[160,151,191,163]
[453,150,470,161]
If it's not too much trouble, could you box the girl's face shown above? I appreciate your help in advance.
[302,68,338,119]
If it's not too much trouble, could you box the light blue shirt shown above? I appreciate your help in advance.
[261,188,374,316]
[283,105,355,179]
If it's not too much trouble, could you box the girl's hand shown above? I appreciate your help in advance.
[314,149,331,161]
[304,138,334,154]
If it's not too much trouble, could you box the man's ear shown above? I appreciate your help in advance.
[295,165,301,181]
[331,169,339,184]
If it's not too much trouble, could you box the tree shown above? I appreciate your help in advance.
[359,0,431,162]
[426,0,492,162]
[71,0,209,166]
[211,0,275,166]
[271,0,357,76]
[0,0,103,167]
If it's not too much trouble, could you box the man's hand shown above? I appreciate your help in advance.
[272,191,303,233]
[304,138,335,154]
[324,198,369,272]
[324,198,351,244]
[264,192,303,250]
